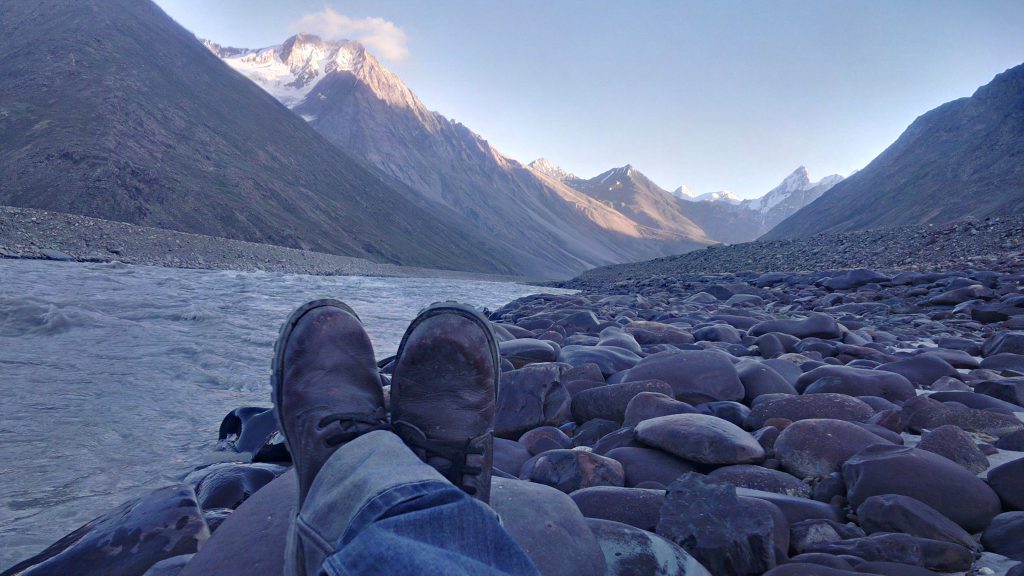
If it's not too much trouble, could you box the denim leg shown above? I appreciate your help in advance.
[287,430,539,576]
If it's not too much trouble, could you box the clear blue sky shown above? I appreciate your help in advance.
[155,0,1024,198]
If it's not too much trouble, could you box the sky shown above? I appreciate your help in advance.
[154,0,1024,198]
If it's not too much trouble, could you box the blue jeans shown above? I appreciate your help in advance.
[286,430,540,576]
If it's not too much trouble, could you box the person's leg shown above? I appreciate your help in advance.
[273,300,538,576]
[298,430,538,576]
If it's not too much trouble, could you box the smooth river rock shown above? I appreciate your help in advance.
[635,413,765,465]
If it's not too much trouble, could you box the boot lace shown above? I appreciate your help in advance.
[317,408,390,446]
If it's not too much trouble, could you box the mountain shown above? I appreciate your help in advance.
[207,35,710,277]
[527,158,579,183]
[741,167,844,230]
[568,165,708,240]
[0,0,517,274]
[670,186,697,200]
[764,64,1024,240]
[695,190,742,205]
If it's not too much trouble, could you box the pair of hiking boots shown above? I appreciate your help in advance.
[271,300,498,506]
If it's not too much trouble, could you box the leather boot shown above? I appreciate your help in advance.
[391,302,499,503]
[271,299,388,507]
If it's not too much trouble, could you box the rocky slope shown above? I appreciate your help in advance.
[562,215,1024,289]
[0,0,519,275]
[765,63,1024,240]
[208,35,708,278]
[0,207,519,280]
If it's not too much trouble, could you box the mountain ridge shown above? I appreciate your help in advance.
[764,63,1024,239]
[0,0,520,274]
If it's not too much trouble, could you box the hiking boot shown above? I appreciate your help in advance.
[271,299,388,506]
[391,302,499,502]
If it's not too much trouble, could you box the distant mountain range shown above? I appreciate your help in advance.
[206,35,709,277]
[765,63,1024,239]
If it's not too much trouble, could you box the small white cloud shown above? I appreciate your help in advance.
[290,6,408,61]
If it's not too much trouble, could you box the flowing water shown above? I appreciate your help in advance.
[0,259,571,569]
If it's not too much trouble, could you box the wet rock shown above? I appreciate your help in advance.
[622,392,696,427]
[745,394,875,429]
[750,313,842,340]
[495,364,572,439]
[187,463,285,510]
[520,449,625,493]
[490,476,607,576]
[616,350,745,404]
[8,484,209,576]
[987,458,1024,511]
[656,473,777,576]
[981,512,1024,561]
[570,486,666,531]
[796,366,916,402]
[519,426,574,455]
[707,464,810,497]
[917,425,990,474]
[775,419,891,479]
[606,446,698,487]
[585,518,712,576]
[571,380,674,424]
[635,413,765,465]
[855,494,978,551]
[842,444,1002,532]
[218,406,286,462]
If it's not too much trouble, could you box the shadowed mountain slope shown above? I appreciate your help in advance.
[0,0,519,274]
[765,63,1024,239]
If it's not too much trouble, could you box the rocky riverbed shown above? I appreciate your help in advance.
[562,215,1024,289]
[7,258,1024,576]
[0,206,521,281]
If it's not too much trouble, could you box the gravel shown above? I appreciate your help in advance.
[558,215,1024,290]
[0,206,521,281]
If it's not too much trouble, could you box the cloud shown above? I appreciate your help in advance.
[290,6,408,61]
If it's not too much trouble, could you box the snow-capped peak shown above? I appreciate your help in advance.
[203,34,366,108]
[528,158,578,182]
[741,166,844,218]
[671,185,697,199]
[695,190,742,204]
[776,166,812,194]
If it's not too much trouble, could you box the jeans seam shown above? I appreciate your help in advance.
[295,511,338,558]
